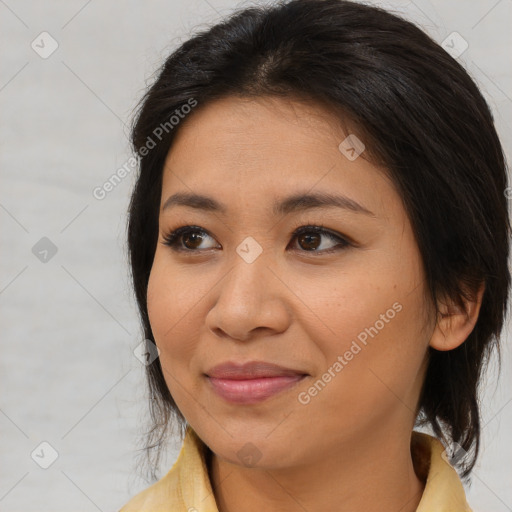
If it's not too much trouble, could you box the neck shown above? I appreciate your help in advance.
[207,428,426,512]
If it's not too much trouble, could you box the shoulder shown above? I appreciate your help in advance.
[412,431,473,512]
[119,465,181,512]
[119,426,219,512]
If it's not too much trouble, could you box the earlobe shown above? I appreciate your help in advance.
[429,281,485,352]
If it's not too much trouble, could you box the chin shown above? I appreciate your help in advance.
[206,431,301,470]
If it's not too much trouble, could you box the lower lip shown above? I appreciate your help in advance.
[206,375,306,404]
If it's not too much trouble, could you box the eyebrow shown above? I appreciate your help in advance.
[162,191,375,217]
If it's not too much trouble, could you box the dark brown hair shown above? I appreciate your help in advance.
[126,0,511,482]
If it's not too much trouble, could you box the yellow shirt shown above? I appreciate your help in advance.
[120,426,473,512]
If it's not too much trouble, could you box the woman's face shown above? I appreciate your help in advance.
[147,95,434,468]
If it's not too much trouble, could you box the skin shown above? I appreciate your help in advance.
[146,95,484,512]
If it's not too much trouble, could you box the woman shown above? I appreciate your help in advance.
[120,0,510,510]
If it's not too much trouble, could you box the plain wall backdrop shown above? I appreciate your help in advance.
[1,0,511,510]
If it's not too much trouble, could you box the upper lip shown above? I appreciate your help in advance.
[205,361,308,379]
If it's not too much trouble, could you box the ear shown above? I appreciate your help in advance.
[429,281,485,351]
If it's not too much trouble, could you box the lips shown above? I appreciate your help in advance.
[205,360,307,379]
[205,361,308,404]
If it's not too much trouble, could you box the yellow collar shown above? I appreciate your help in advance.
[121,426,472,511]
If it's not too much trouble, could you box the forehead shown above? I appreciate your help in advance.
[160,95,401,222]
[169,95,351,155]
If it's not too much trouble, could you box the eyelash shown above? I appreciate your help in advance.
[161,222,352,256]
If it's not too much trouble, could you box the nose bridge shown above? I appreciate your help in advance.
[223,244,272,302]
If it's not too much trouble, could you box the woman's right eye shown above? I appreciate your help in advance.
[161,226,219,252]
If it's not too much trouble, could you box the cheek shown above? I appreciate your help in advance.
[319,296,429,426]
[146,257,202,379]
[147,251,207,340]
[302,256,430,420]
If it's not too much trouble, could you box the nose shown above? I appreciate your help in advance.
[204,256,292,342]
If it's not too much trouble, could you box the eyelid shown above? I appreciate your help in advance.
[160,222,353,254]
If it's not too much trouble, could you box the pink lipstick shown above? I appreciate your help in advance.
[205,361,307,404]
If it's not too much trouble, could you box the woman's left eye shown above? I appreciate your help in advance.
[161,224,351,255]
[289,225,351,253]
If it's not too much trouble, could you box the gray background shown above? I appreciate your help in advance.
[1,0,511,510]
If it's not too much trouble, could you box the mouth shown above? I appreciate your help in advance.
[204,360,308,404]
